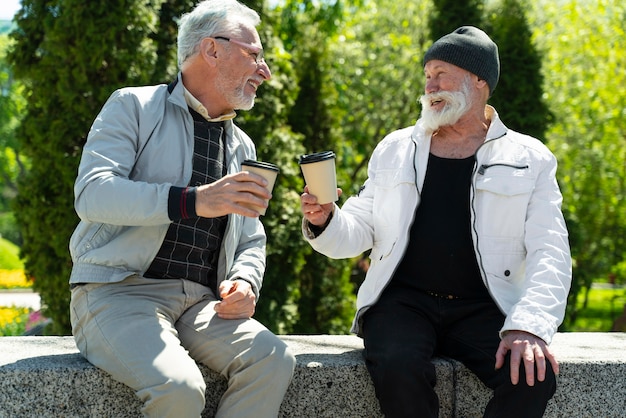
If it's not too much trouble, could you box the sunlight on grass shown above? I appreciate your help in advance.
[571,287,626,332]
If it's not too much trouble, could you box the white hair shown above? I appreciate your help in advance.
[177,0,261,67]
[419,74,473,134]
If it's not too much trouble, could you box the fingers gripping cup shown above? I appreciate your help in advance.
[241,160,279,216]
[298,151,338,205]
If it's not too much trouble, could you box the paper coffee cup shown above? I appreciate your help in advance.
[241,159,279,215]
[298,151,338,205]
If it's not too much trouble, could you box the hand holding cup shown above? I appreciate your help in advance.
[240,159,279,216]
[298,151,338,205]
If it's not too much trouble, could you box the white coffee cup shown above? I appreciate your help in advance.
[241,159,279,216]
[299,151,338,205]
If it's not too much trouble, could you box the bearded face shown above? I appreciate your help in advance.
[215,64,262,111]
[419,74,473,134]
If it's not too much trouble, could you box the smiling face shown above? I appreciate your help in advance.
[419,60,486,133]
[215,25,271,111]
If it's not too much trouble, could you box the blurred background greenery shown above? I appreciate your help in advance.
[0,0,624,335]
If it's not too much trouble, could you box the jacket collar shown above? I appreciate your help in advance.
[168,73,237,123]
[484,105,508,141]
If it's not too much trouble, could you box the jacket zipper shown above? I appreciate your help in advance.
[471,132,509,314]
[381,138,419,263]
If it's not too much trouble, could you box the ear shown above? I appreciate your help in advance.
[199,37,219,67]
[476,77,488,90]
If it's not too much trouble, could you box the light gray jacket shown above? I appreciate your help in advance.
[69,74,266,296]
[304,107,572,344]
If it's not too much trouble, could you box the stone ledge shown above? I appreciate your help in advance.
[0,333,625,417]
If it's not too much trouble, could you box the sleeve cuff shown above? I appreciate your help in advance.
[306,210,333,238]
[168,186,197,220]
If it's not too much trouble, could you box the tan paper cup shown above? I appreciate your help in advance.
[241,159,279,215]
[298,151,338,205]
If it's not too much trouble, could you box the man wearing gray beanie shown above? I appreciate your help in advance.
[423,26,500,96]
[299,26,570,418]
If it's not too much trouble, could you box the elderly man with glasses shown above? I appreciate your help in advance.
[68,1,295,417]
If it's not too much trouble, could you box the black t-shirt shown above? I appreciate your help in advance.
[391,153,490,299]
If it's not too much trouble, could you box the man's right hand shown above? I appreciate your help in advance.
[195,171,270,218]
[300,185,341,226]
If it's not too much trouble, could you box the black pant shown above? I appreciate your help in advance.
[361,285,556,418]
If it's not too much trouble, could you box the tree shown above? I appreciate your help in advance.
[328,0,433,191]
[0,34,27,244]
[485,0,551,141]
[528,0,626,327]
[9,0,177,334]
[429,0,484,40]
[7,0,332,335]
[235,1,313,333]
[268,0,356,333]
[7,0,625,335]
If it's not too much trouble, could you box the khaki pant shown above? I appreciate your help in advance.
[70,276,295,418]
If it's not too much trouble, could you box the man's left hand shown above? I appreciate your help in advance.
[495,330,559,386]
[214,279,256,319]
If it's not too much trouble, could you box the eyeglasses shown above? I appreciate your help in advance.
[214,36,265,64]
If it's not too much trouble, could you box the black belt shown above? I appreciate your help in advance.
[424,290,461,300]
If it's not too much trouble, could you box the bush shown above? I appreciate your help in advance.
[610,259,626,286]
[0,269,29,289]
[0,212,22,246]
[0,306,28,335]
[0,307,50,336]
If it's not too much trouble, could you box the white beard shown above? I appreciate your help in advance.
[419,76,472,134]
[216,66,258,111]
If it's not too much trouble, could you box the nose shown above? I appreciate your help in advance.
[257,60,271,80]
[425,78,437,94]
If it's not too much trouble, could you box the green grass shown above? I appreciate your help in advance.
[0,237,23,270]
[569,287,626,332]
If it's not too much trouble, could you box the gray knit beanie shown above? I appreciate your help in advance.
[424,26,500,96]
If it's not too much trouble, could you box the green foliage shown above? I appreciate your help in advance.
[148,0,195,83]
[327,0,433,191]
[528,0,626,328]
[7,0,354,335]
[0,33,27,243]
[0,236,23,270]
[4,0,626,336]
[9,0,175,334]
[0,306,29,336]
[265,0,356,333]
[569,287,626,332]
[0,212,20,245]
[429,0,485,40]
[485,0,551,140]
[236,6,312,332]
[0,21,15,35]
[611,260,626,286]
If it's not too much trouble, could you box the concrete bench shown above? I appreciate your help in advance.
[1,333,625,417]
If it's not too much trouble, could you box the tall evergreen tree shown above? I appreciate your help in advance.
[429,0,485,40]
[8,0,182,334]
[235,2,313,333]
[0,35,27,244]
[275,0,355,334]
[485,0,551,140]
[7,0,322,335]
[149,0,196,83]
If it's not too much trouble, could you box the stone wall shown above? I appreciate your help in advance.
[1,333,625,417]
